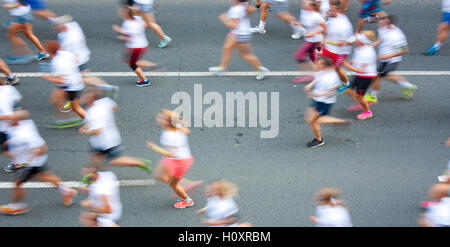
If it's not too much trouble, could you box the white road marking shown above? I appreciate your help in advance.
[0,179,156,189]
[2,71,450,77]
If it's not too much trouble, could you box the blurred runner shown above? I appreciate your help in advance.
[418,184,450,227]
[3,0,49,64]
[0,112,77,215]
[292,0,325,83]
[355,0,391,34]
[23,0,57,21]
[303,56,351,148]
[146,109,201,209]
[249,0,306,39]
[208,0,269,80]
[113,6,152,87]
[79,88,151,173]
[425,0,450,56]
[53,15,119,99]
[316,0,330,19]
[0,59,19,85]
[79,163,122,227]
[365,15,417,103]
[310,187,353,227]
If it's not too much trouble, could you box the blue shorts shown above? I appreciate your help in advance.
[311,100,333,116]
[138,3,154,13]
[13,13,33,24]
[23,0,48,10]
[443,12,450,24]
[359,0,382,18]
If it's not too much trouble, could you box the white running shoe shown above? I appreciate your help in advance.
[256,67,269,80]
[250,26,266,34]
[208,66,225,76]
[291,26,307,40]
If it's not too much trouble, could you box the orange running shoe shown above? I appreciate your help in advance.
[173,199,194,209]
[0,204,30,215]
[62,188,77,207]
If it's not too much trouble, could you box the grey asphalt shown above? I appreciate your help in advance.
[0,0,449,227]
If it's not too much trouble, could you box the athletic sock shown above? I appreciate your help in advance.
[48,17,56,23]
[58,185,68,195]
[398,81,414,89]
[434,42,442,49]
[185,197,192,203]
[7,74,15,80]
[258,21,266,30]
[344,81,350,86]
[371,90,378,98]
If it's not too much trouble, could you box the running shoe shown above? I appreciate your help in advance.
[208,66,226,76]
[292,75,314,83]
[62,188,77,207]
[357,111,373,120]
[171,180,203,198]
[103,85,120,100]
[81,173,95,185]
[5,55,35,65]
[306,138,325,148]
[425,45,440,56]
[158,36,172,48]
[249,26,266,34]
[291,25,307,40]
[6,76,19,85]
[136,79,151,87]
[61,101,72,112]
[3,162,25,173]
[136,158,152,174]
[401,84,417,99]
[173,199,194,209]
[45,118,84,129]
[420,201,438,209]
[35,52,50,61]
[346,101,376,111]
[364,93,378,103]
[256,67,269,80]
[0,204,30,215]
[337,83,351,94]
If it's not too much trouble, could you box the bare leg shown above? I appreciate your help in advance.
[108,156,145,167]
[22,24,46,53]
[236,43,263,69]
[336,67,349,83]
[0,59,12,76]
[260,2,270,22]
[154,163,169,183]
[7,23,32,57]
[306,108,322,140]
[134,67,147,81]
[169,177,188,200]
[347,90,370,112]
[70,98,86,119]
[275,12,296,25]
[437,23,450,44]
[11,180,26,203]
[79,211,99,227]
[143,13,166,40]
[219,34,237,69]
[32,10,57,20]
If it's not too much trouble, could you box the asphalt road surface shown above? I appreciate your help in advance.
[0,0,449,227]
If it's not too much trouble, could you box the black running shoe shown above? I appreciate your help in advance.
[6,76,19,85]
[306,138,325,148]
[3,162,23,173]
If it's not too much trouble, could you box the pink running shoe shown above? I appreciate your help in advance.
[346,101,376,111]
[292,75,314,83]
[174,199,194,209]
[357,111,373,120]
[421,201,438,209]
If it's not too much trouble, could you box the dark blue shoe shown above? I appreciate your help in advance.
[425,45,439,56]
[136,79,151,87]
[337,83,351,94]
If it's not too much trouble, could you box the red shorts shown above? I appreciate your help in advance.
[320,48,348,68]
[161,155,194,179]
[123,47,147,68]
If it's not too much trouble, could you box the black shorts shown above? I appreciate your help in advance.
[377,62,399,77]
[15,165,48,184]
[78,62,89,72]
[311,100,333,116]
[351,76,374,95]
[90,145,124,161]
[66,90,81,101]
[0,132,9,151]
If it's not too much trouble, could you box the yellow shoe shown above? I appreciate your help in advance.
[364,94,378,103]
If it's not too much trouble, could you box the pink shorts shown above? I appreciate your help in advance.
[161,155,194,179]
[294,41,320,63]
[320,48,348,68]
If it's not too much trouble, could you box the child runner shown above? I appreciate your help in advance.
[208,0,269,80]
[146,109,201,209]
[418,184,450,227]
[0,112,77,215]
[133,0,172,48]
[365,15,417,103]
[78,163,122,227]
[310,187,353,227]
[79,88,151,172]
[304,56,350,148]
[342,31,377,120]
[113,6,151,87]
[425,0,450,56]
[355,0,391,34]
[3,0,49,64]
[0,59,19,85]
[292,0,326,83]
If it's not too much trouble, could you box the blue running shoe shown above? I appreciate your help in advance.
[337,83,351,94]
[425,45,439,56]
[5,55,35,64]
[136,79,151,87]
[35,52,50,61]
[158,36,172,48]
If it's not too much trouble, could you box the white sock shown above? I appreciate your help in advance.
[371,90,378,98]
[258,21,266,30]
[434,42,442,49]
[58,185,68,194]
[48,17,56,23]
[344,81,350,86]
[398,81,413,89]
[7,74,15,80]
[185,197,192,202]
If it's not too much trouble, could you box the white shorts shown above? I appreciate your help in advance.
[97,216,118,227]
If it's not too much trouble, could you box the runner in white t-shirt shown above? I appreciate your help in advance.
[292,1,326,83]
[365,15,417,103]
[426,0,450,56]
[418,184,450,227]
[147,109,202,209]
[0,115,77,215]
[209,0,269,80]
[355,0,391,34]
[310,187,353,227]
[79,88,151,173]
[342,31,377,120]
[304,56,350,148]
[79,164,122,227]
[316,0,330,18]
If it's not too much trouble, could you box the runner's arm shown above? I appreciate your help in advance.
[219,13,239,30]
[146,141,175,157]
[343,60,366,74]
[41,75,65,85]
[378,46,408,60]
[81,195,113,214]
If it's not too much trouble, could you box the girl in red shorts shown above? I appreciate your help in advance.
[147,109,201,209]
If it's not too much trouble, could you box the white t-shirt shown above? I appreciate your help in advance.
[378,25,408,63]
[352,45,377,77]
[85,97,121,151]
[50,50,85,91]
[317,0,330,15]
[160,130,191,159]
[443,0,450,12]
[134,0,154,4]
[300,9,325,43]
[425,197,450,227]
[0,85,22,132]
[205,196,239,227]
[324,13,353,55]
[89,171,122,222]
[121,17,149,49]
[58,21,91,66]
[314,204,353,227]
[312,70,342,104]
[227,4,251,36]
[4,0,31,16]
[7,120,47,167]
